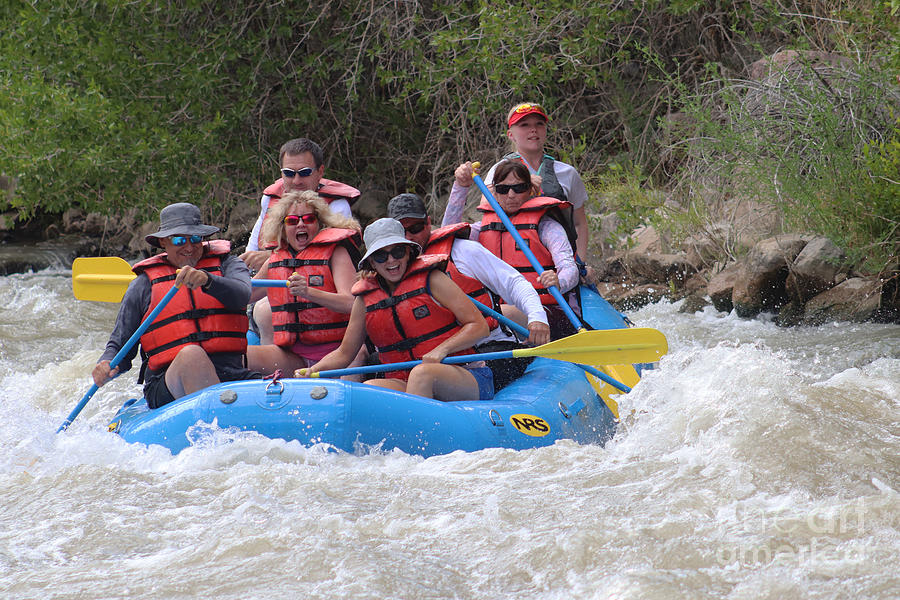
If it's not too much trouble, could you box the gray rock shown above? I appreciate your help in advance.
[682,232,723,270]
[707,262,742,313]
[623,251,697,288]
[593,212,620,259]
[628,225,663,254]
[679,294,710,314]
[802,278,883,324]
[786,236,847,302]
[594,256,628,284]
[775,300,806,327]
[681,272,709,297]
[732,234,809,317]
[602,283,667,311]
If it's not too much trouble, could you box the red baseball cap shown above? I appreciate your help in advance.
[507,102,550,126]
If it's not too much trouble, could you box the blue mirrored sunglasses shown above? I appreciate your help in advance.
[281,167,315,179]
[169,234,203,246]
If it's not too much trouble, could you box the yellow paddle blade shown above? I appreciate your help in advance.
[72,257,136,302]
[513,328,668,366]
[584,364,643,420]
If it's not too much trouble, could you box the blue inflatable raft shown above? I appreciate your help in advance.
[107,287,647,456]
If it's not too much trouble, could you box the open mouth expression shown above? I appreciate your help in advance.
[285,204,318,251]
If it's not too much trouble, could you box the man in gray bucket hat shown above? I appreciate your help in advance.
[92,202,260,410]
[144,202,220,247]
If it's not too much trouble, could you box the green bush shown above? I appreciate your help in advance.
[0,1,267,216]
[664,51,899,272]
[0,0,797,219]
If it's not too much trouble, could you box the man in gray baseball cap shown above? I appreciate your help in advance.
[91,202,259,410]
[386,193,429,221]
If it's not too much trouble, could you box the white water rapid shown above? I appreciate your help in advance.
[1,268,897,599]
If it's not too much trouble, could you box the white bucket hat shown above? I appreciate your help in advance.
[357,218,421,270]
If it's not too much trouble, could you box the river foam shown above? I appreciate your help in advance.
[1,270,897,599]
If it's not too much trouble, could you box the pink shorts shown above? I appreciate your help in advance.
[290,341,341,365]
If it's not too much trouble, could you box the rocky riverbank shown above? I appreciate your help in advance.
[594,232,898,325]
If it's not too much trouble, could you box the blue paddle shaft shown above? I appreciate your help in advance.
[251,279,288,288]
[471,173,584,331]
[467,297,529,338]
[314,351,517,378]
[57,284,182,433]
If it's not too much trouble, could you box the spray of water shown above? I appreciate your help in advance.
[2,270,897,599]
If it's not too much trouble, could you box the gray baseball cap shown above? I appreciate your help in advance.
[358,218,421,269]
[387,193,428,221]
[145,203,219,248]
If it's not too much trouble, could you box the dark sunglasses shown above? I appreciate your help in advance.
[370,245,408,264]
[281,167,315,179]
[284,213,317,226]
[169,234,203,246]
[494,182,530,195]
[403,221,427,235]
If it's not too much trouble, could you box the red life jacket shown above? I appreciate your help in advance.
[350,254,474,380]
[423,223,500,330]
[477,196,572,306]
[133,239,249,371]
[267,228,362,347]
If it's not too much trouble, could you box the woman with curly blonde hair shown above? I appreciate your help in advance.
[247,190,363,375]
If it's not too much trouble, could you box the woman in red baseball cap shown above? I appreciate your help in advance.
[464,102,592,264]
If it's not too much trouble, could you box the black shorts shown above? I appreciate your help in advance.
[476,341,535,392]
[545,305,579,339]
[144,362,262,409]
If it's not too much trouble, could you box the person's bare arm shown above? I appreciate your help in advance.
[420,271,489,363]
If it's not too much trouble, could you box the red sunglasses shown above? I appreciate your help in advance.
[284,214,317,226]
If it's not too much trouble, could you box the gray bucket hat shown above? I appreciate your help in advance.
[145,203,220,248]
[387,193,428,221]
[358,218,421,270]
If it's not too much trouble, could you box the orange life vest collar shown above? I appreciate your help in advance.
[263,178,361,204]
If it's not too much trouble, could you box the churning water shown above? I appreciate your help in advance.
[1,268,897,599]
